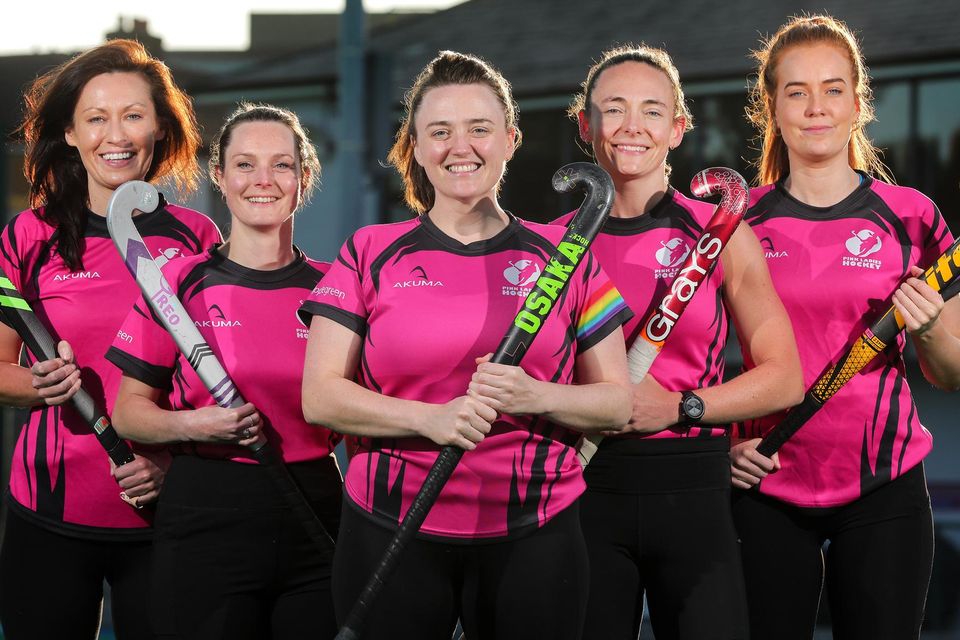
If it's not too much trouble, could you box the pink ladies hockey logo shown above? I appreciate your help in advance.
[154,247,182,268]
[296,300,309,339]
[653,238,691,279]
[502,259,541,296]
[643,233,723,343]
[842,229,882,270]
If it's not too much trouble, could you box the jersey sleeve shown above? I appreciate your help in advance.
[298,233,369,336]
[105,285,180,391]
[919,198,956,267]
[574,250,632,353]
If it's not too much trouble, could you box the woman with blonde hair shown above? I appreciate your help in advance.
[560,44,801,639]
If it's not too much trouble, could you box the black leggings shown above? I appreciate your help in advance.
[732,463,934,640]
[579,437,749,640]
[333,499,590,640]
[150,455,342,640]
[0,505,153,640]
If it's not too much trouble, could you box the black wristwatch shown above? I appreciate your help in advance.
[678,390,705,425]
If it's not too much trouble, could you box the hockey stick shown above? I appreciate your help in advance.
[756,235,960,458]
[105,181,335,555]
[576,167,749,466]
[334,162,615,640]
[0,270,134,467]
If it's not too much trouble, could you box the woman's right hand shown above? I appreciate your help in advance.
[419,395,497,451]
[184,402,262,447]
[31,340,82,406]
[730,437,780,489]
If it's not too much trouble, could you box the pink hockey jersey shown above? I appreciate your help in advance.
[300,215,631,539]
[1,198,220,536]
[742,176,954,507]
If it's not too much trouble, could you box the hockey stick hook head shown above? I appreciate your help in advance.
[690,167,748,213]
[551,162,614,200]
[108,180,161,221]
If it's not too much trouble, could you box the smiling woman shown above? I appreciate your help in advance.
[106,103,341,640]
[300,50,634,640]
[0,39,221,640]
[64,72,167,214]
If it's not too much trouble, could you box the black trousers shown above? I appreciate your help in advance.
[0,505,153,640]
[150,455,342,640]
[580,436,749,640]
[732,463,934,640]
[333,499,590,640]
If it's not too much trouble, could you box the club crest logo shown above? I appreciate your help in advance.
[845,230,882,258]
[154,247,183,268]
[655,238,691,268]
[842,229,882,270]
[504,259,541,286]
[653,237,691,279]
[502,259,541,296]
[296,299,309,339]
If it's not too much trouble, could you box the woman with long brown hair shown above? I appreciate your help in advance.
[0,40,220,639]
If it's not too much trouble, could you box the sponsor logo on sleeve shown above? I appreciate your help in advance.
[842,229,882,270]
[116,329,134,344]
[502,259,541,296]
[312,285,346,300]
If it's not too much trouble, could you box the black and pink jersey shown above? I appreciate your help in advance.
[300,215,631,540]
[742,175,955,507]
[1,199,220,537]
[554,187,729,439]
[106,247,340,465]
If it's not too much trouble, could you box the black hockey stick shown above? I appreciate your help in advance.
[335,162,615,640]
[106,181,335,556]
[756,235,960,458]
[0,270,134,467]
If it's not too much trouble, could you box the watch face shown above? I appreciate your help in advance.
[682,394,705,420]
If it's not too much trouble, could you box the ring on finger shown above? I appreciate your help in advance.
[240,428,252,440]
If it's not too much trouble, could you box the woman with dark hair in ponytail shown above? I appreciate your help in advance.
[0,39,220,639]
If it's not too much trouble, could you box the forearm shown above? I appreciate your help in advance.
[0,363,44,407]
[914,320,960,390]
[697,357,804,424]
[112,393,194,444]
[534,380,632,433]
[303,376,434,438]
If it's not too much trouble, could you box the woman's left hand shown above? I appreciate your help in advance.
[894,266,945,335]
[468,354,545,416]
[113,449,171,509]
